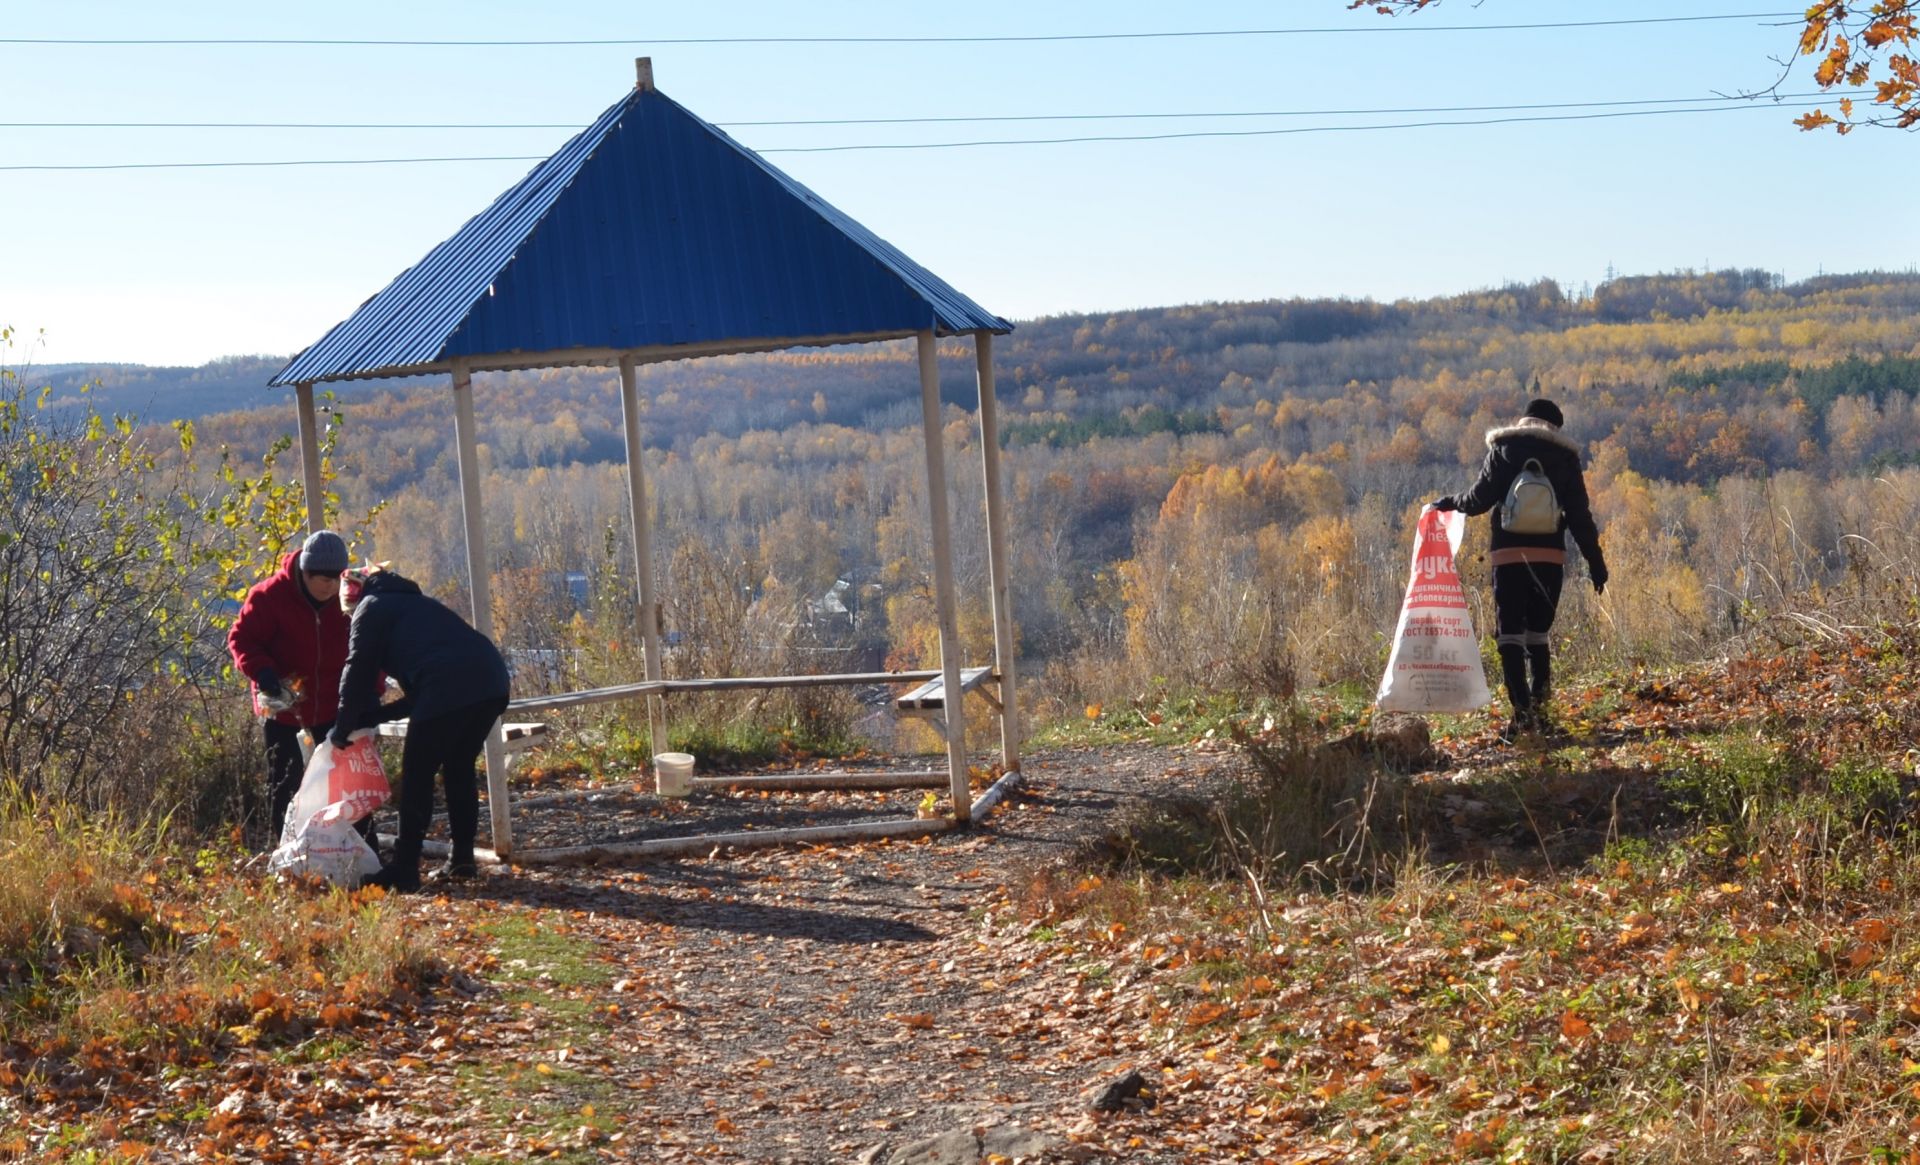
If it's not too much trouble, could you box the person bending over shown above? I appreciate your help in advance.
[332,566,510,892]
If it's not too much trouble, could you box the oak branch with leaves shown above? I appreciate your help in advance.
[1351,0,1918,131]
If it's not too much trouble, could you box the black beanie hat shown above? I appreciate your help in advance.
[1523,398,1564,428]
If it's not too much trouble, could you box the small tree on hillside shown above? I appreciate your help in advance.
[0,330,370,811]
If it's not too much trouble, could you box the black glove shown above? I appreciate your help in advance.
[255,667,283,698]
[326,726,354,750]
[1591,566,1609,596]
[1429,497,1458,512]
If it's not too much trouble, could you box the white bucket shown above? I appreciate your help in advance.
[654,752,695,797]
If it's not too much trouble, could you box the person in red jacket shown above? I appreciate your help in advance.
[226,530,356,845]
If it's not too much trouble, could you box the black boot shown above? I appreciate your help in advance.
[1497,645,1532,740]
[363,841,422,893]
[1527,645,1553,725]
[430,848,480,882]
[361,862,421,893]
[1497,709,1537,744]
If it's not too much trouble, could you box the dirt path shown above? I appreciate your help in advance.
[316,743,1244,1164]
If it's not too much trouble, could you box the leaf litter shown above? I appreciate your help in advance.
[18,628,1920,1159]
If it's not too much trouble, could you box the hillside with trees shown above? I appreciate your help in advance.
[117,268,1917,722]
[29,267,1920,726]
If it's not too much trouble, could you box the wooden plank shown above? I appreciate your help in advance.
[691,771,948,792]
[451,360,512,859]
[974,331,1023,774]
[895,666,992,712]
[916,331,971,824]
[315,329,929,384]
[294,382,324,532]
[619,354,669,760]
[373,835,501,865]
[376,720,548,748]
[512,816,957,865]
[508,680,668,714]
[499,670,945,717]
[968,768,1024,820]
[655,670,941,693]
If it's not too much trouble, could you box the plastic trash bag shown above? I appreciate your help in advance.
[281,730,389,837]
[268,817,382,886]
[267,730,390,886]
[1375,507,1494,714]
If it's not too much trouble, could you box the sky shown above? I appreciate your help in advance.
[3,0,1917,367]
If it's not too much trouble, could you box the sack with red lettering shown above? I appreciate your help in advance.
[1376,506,1493,713]
[268,730,389,885]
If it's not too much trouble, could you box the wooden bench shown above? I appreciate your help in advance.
[376,719,550,755]
[895,667,994,717]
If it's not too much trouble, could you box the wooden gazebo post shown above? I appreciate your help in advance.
[295,381,324,532]
[973,332,1021,772]
[916,331,971,822]
[450,359,513,857]
[618,355,668,763]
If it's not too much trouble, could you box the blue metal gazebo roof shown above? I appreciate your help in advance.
[271,71,1011,387]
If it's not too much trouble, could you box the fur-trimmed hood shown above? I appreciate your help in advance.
[1485,416,1581,453]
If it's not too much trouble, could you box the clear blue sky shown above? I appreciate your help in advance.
[3,1,1915,366]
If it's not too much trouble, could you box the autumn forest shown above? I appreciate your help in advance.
[24,266,1920,741]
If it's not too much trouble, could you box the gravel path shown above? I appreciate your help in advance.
[376,742,1246,1164]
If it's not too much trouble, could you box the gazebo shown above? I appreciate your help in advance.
[269,60,1021,863]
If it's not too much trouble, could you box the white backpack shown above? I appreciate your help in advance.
[1501,458,1562,535]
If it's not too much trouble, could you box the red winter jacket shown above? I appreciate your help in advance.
[226,551,355,729]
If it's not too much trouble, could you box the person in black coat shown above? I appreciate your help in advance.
[330,566,510,892]
[1433,398,1608,738]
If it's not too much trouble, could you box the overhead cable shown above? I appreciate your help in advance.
[759,102,1835,153]
[0,98,1836,171]
[0,91,1862,131]
[0,12,1804,47]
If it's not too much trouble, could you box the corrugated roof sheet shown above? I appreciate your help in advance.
[272,84,1011,386]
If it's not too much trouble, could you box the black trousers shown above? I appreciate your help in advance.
[392,696,509,869]
[1491,562,1564,714]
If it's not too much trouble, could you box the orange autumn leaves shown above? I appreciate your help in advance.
[1797,1,1919,131]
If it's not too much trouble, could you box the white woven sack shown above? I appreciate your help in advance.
[1376,507,1494,714]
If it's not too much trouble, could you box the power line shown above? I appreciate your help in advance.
[758,101,1838,153]
[0,155,548,172]
[734,93,1848,126]
[0,12,1804,47]
[0,121,585,130]
[0,98,1838,171]
[0,92,1862,131]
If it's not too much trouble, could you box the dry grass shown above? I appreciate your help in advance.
[1004,626,1920,1159]
[0,794,432,1064]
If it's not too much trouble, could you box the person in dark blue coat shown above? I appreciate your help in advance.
[331,566,510,892]
[1432,398,1608,739]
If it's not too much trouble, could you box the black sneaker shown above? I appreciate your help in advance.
[361,863,422,894]
[430,858,480,883]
